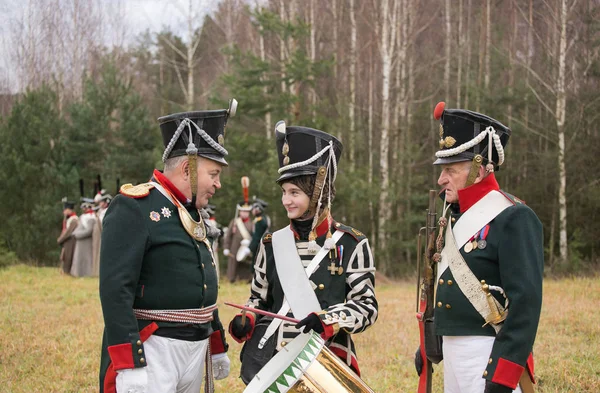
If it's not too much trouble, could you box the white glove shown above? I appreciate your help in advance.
[223,249,230,256]
[236,246,251,262]
[212,353,230,380]
[241,239,250,247]
[116,367,147,393]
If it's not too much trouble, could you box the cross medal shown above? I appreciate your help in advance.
[327,261,343,275]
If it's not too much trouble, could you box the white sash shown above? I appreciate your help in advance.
[235,217,252,241]
[258,227,344,349]
[442,225,504,334]
[438,190,513,276]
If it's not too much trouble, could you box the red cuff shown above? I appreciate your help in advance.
[107,323,158,371]
[210,330,227,354]
[320,321,337,340]
[492,357,525,389]
[228,313,256,343]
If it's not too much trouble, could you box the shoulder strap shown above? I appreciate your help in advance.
[452,190,513,248]
[235,217,252,240]
[441,225,505,334]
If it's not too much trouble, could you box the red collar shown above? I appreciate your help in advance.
[242,217,250,223]
[457,173,500,213]
[69,212,77,218]
[153,169,188,204]
[84,209,94,214]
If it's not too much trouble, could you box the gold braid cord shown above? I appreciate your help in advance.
[307,166,327,217]
[466,154,483,187]
[188,153,198,202]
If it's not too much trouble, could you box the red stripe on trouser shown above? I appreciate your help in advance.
[328,346,360,376]
[103,323,159,393]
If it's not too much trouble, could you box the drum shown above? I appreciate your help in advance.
[243,332,375,393]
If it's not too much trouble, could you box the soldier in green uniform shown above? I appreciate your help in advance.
[228,121,378,384]
[99,99,237,393]
[415,102,544,393]
[235,197,270,262]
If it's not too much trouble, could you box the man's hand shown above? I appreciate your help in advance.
[295,313,324,334]
[223,249,230,256]
[484,381,513,393]
[212,353,230,380]
[241,239,250,247]
[116,367,148,393]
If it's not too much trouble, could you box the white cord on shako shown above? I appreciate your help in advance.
[162,118,228,162]
[435,126,505,168]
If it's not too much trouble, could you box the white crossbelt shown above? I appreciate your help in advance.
[258,227,344,349]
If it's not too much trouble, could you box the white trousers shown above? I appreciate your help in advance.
[142,335,208,393]
[443,336,522,393]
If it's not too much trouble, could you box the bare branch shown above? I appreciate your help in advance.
[526,82,557,118]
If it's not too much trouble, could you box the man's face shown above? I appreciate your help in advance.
[195,157,223,209]
[63,208,72,216]
[252,206,261,216]
[437,161,472,203]
[239,210,250,219]
[99,201,108,209]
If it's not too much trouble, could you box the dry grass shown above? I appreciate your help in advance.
[1,265,599,392]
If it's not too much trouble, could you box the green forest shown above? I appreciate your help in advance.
[0,0,598,276]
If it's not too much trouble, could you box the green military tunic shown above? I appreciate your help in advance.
[434,174,543,388]
[99,172,227,393]
[249,214,269,256]
[245,217,378,374]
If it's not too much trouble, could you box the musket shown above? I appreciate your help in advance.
[415,190,438,393]
[224,302,300,324]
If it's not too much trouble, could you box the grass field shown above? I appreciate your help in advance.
[1,265,599,392]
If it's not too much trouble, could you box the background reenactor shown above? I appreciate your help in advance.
[71,200,97,277]
[223,176,254,283]
[57,197,78,275]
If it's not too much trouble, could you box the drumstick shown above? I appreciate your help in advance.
[241,310,247,325]
[224,302,300,324]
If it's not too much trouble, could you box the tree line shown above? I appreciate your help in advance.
[0,0,598,275]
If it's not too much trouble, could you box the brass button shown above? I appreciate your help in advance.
[318,284,325,290]
[451,217,456,223]
[335,223,341,227]
[445,304,451,309]
[488,358,493,364]
[203,284,207,290]
[483,370,488,377]
[140,358,145,364]
[340,313,347,320]
[202,263,205,269]
[136,340,142,346]
[437,302,442,307]
[439,279,444,285]
[138,349,143,355]
[447,280,453,285]
[281,341,287,347]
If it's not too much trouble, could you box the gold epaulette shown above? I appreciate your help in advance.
[262,233,272,243]
[254,216,263,223]
[333,222,366,241]
[120,183,154,199]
